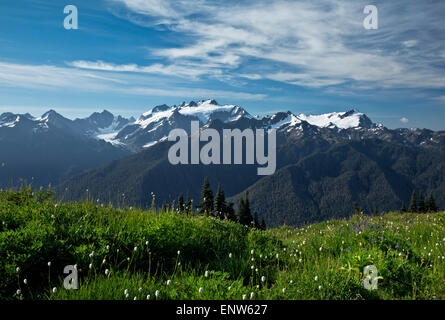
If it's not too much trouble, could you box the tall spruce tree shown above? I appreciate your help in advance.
[428,192,438,212]
[185,191,193,216]
[260,217,267,230]
[253,211,260,228]
[178,193,184,213]
[200,177,214,216]
[409,191,417,213]
[238,191,253,226]
[418,191,426,213]
[214,184,226,219]
[226,202,237,221]
[400,201,407,213]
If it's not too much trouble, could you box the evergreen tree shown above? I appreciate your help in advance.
[214,184,226,219]
[428,192,438,212]
[409,191,417,213]
[400,201,407,213]
[200,177,214,216]
[185,191,193,216]
[260,217,267,230]
[237,197,245,224]
[418,191,426,213]
[178,193,184,213]
[253,211,260,228]
[238,191,253,226]
[225,202,237,221]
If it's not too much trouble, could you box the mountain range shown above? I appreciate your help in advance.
[7,99,435,228]
[0,109,133,188]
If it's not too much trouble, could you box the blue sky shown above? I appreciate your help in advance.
[1,0,445,129]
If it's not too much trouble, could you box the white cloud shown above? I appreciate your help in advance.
[69,60,219,79]
[400,117,409,124]
[403,40,418,48]
[109,0,445,90]
[0,61,264,100]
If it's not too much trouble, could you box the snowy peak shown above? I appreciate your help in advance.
[137,100,251,129]
[297,109,376,130]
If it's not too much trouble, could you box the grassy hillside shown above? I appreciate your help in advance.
[1,188,444,300]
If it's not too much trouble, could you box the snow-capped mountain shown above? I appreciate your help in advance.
[113,99,252,151]
[0,109,134,140]
[97,100,445,152]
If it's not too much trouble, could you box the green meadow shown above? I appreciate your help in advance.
[1,187,444,300]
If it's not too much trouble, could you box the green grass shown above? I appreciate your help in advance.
[1,187,445,300]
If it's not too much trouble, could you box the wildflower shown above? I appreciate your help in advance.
[276,253,279,259]
[318,285,322,290]
[199,287,203,295]
[125,293,129,298]
[106,245,110,250]
[250,292,254,299]
[251,265,254,270]
[255,268,258,273]
[134,297,137,300]
[139,287,143,292]
[242,294,247,300]
[228,286,231,290]
[146,295,151,300]
[134,246,138,252]
[177,250,181,255]
[145,241,149,245]
[319,247,322,252]
[251,249,254,255]
[289,280,293,284]
[16,267,20,273]
[47,262,51,267]
[229,253,232,258]
[52,287,57,293]
[314,276,318,282]
[124,289,128,295]
[282,288,286,294]
[261,276,266,283]
[105,269,110,276]
[102,259,106,264]
[395,245,400,250]
[16,289,21,296]
[155,290,160,298]
[89,263,92,269]
[89,251,94,258]
[166,280,171,286]
[23,279,27,285]
[205,271,209,278]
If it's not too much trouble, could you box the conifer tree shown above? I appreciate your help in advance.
[238,191,253,226]
[185,191,193,216]
[253,211,260,228]
[237,197,245,223]
[428,192,438,212]
[214,184,226,219]
[400,201,407,213]
[409,191,417,213]
[260,217,267,230]
[178,193,184,213]
[226,202,236,221]
[418,191,426,213]
[200,177,214,216]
